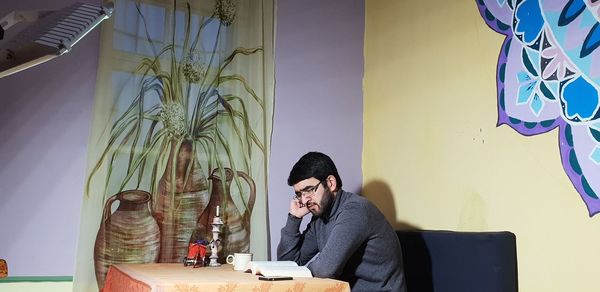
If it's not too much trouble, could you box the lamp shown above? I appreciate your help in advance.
[0,2,113,78]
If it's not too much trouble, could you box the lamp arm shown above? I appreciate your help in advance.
[0,3,114,78]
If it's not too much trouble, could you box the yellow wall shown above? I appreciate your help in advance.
[363,0,600,291]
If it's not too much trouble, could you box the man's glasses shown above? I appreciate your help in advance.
[294,180,325,200]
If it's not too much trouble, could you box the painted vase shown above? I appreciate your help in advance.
[93,190,160,289]
[194,168,256,262]
[153,139,210,263]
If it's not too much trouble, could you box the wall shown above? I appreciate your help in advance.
[0,0,100,277]
[268,0,365,259]
[363,0,600,291]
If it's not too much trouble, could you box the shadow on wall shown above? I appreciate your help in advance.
[362,180,434,291]
[361,179,420,230]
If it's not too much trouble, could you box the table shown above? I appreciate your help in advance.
[102,263,350,292]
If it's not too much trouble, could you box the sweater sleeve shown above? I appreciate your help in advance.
[276,214,319,265]
[307,202,370,278]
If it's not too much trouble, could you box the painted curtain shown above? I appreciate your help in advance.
[74,0,274,290]
[477,0,600,217]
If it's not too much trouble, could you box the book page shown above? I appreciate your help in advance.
[245,261,298,274]
[258,265,313,278]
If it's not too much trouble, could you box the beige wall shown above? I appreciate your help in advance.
[363,0,600,291]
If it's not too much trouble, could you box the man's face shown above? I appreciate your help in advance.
[293,177,335,218]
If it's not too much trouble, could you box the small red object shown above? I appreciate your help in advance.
[184,242,207,267]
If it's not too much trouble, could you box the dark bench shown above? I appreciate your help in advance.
[396,230,518,292]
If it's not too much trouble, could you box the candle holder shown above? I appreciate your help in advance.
[208,209,224,267]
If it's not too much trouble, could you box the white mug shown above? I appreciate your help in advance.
[226,252,253,271]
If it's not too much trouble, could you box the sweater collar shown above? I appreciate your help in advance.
[323,189,345,222]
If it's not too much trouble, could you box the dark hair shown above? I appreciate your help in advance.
[287,152,343,189]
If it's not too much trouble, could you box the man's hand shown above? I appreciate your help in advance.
[289,197,310,218]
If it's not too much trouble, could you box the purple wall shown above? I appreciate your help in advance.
[268,0,364,259]
[0,0,364,274]
[0,0,100,276]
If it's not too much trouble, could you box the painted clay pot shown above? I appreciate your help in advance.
[194,168,256,262]
[153,139,210,262]
[94,190,160,289]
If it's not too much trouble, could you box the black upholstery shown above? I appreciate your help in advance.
[396,230,518,292]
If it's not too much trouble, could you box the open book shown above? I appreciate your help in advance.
[245,261,313,278]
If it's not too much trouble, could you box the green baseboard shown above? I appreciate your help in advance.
[0,276,73,283]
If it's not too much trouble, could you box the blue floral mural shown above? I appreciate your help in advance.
[476,0,600,216]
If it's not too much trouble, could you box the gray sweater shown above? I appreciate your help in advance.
[277,190,407,292]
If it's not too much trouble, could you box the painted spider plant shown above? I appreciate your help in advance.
[86,0,266,206]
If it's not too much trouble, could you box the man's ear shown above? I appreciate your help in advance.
[326,175,337,192]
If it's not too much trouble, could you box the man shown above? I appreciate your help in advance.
[277,152,407,292]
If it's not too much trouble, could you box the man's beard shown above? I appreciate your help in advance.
[309,187,334,218]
